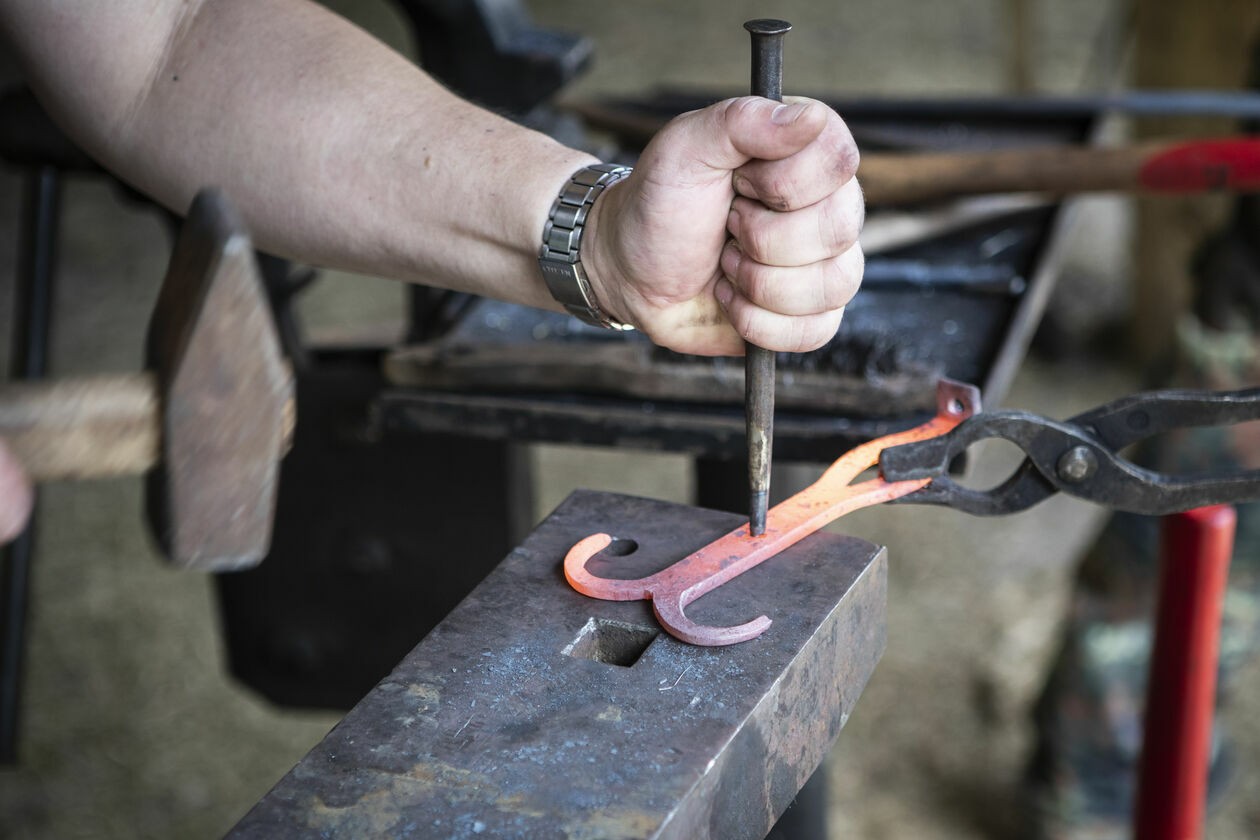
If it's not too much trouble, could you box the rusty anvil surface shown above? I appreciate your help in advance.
[227,490,887,840]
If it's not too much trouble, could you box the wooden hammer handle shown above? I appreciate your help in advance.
[859,138,1260,205]
[0,373,159,481]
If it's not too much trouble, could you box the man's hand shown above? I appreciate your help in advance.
[585,96,863,357]
[0,438,33,544]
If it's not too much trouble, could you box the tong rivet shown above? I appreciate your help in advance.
[1057,446,1099,483]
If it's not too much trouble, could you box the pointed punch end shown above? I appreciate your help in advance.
[749,490,768,536]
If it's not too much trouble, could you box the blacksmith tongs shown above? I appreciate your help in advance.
[881,386,1260,517]
[565,382,1260,647]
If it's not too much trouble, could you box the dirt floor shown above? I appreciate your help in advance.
[3,1,1260,838]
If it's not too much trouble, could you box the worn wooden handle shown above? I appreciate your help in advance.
[0,373,160,481]
[859,138,1260,205]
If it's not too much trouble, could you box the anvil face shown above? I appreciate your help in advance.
[229,490,886,840]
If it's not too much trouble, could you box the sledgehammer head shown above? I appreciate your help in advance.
[145,189,294,571]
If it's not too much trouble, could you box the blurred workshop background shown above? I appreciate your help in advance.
[3,0,1260,838]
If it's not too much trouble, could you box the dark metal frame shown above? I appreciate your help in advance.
[0,166,58,763]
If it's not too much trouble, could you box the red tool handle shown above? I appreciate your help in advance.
[1133,505,1235,840]
[855,137,1260,205]
[1138,139,1260,193]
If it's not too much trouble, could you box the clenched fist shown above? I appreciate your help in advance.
[584,96,863,357]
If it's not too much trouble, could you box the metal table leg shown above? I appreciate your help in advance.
[1,165,60,763]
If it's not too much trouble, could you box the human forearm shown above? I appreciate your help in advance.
[2,0,594,308]
[2,0,866,356]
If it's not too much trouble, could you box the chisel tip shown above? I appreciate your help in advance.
[749,490,768,536]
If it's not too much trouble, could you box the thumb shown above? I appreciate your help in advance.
[644,96,828,180]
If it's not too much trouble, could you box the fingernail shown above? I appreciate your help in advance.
[771,102,809,125]
[726,206,741,237]
[732,172,758,200]
[715,277,734,308]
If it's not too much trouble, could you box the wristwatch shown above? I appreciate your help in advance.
[538,163,635,330]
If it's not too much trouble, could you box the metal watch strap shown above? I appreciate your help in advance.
[539,163,634,330]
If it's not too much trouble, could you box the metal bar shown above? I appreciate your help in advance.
[623,89,1260,123]
[1133,505,1235,840]
[1,165,59,764]
[227,489,888,839]
[384,335,941,416]
[862,259,1026,294]
[10,169,57,377]
[743,19,790,536]
[825,90,1260,121]
[378,389,925,464]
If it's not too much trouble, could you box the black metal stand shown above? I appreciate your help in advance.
[1,165,59,763]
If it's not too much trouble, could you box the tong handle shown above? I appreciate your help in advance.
[1075,386,1260,451]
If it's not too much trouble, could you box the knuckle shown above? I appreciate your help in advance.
[826,117,861,181]
[848,244,866,284]
[818,191,860,252]
[851,179,867,233]
[814,311,845,348]
[795,314,840,353]
[723,96,763,127]
[830,248,864,306]
[813,251,860,311]
[834,139,860,183]
[760,171,796,211]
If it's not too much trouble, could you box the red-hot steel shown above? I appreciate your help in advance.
[564,379,980,646]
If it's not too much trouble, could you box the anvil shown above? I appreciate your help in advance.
[227,489,886,839]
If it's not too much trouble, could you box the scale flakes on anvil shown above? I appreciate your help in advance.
[565,378,980,646]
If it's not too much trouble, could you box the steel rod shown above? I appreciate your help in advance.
[743,19,790,536]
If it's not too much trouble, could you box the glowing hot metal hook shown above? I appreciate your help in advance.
[564,380,981,646]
